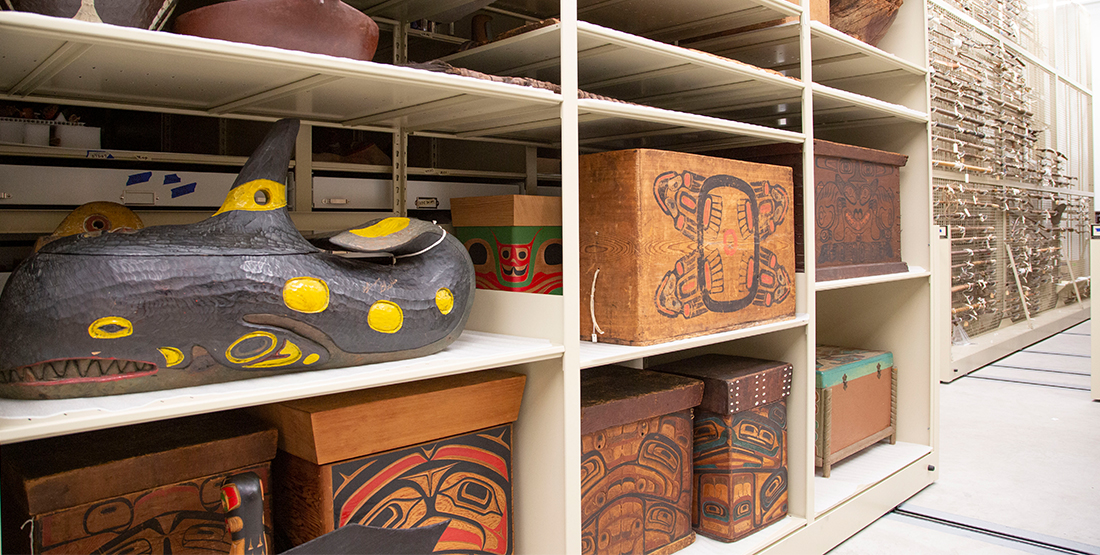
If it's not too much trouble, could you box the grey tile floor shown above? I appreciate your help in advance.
[828,320,1100,555]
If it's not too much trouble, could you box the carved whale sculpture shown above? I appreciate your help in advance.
[0,119,474,400]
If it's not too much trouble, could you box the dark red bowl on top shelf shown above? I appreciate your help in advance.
[173,0,379,61]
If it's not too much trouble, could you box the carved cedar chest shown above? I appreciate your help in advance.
[716,139,909,281]
[815,345,897,477]
[651,355,793,542]
[0,412,277,555]
[581,366,704,555]
[452,195,563,295]
[580,149,796,346]
[250,369,526,554]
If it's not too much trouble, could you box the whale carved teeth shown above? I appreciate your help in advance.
[0,359,157,384]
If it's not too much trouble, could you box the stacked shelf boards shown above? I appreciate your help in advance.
[0,0,939,552]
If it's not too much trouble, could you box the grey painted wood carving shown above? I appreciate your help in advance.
[0,119,474,399]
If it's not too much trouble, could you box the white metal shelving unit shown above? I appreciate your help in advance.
[0,0,942,551]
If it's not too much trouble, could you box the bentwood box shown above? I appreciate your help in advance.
[651,355,793,542]
[581,366,704,555]
[0,412,277,555]
[815,345,897,477]
[715,140,909,280]
[451,195,563,295]
[580,149,796,346]
[250,369,526,554]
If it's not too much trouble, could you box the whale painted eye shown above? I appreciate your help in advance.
[88,317,134,339]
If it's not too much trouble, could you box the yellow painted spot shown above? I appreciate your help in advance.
[245,340,303,368]
[304,353,320,365]
[159,347,185,367]
[283,277,330,313]
[350,217,409,238]
[368,300,404,334]
[88,317,133,339]
[212,179,287,216]
[226,331,277,364]
[436,288,455,315]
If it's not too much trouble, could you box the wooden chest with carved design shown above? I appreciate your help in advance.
[579,149,796,346]
[651,354,793,542]
[0,412,277,555]
[250,369,525,554]
[581,366,704,555]
[715,140,909,281]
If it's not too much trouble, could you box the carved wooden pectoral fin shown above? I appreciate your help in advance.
[329,217,445,256]
[222,472,268,555]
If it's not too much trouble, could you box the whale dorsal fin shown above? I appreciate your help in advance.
[319,217,445,256]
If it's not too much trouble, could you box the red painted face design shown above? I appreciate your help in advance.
[497,242,533,283]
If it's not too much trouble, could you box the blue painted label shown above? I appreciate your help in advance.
[126,172,152,186]
[171,183,197,198]
[164,174,182,185]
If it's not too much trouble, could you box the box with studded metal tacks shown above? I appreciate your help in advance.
[650,354,793,543]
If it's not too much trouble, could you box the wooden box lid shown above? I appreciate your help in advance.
[816,345,894,388]
[649,354,793,415]
[715,139,909,168]
[250,369,526,465]
[451,195,562,227]
[0,411,277,515]
[581,366,703,435]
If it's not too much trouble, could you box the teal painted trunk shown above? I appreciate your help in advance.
[454,226,563,295]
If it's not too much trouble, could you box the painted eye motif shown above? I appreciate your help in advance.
[88,317,134,339]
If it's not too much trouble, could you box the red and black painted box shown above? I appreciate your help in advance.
[652,354,793,542]
[581,366,705,555]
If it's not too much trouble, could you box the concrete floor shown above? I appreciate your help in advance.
[829,320,1100,555]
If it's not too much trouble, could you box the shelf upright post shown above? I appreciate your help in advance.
[393,18,408,65]
[561,1,582,554]
[524,146,538,195]
[393,129,408,216]
[293,122,313,214]
[797,0,817,525]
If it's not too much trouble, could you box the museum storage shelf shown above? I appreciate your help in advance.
[0,0,943,552]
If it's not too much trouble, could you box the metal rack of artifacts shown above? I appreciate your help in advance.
[935,176,1092,342]
[928,0,1090,354]
[928,5,1041,181]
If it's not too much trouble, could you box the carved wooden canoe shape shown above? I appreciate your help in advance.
[0,119,474,399]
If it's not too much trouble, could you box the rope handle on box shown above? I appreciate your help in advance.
[22,518,34,555]
[590,268,605,343]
